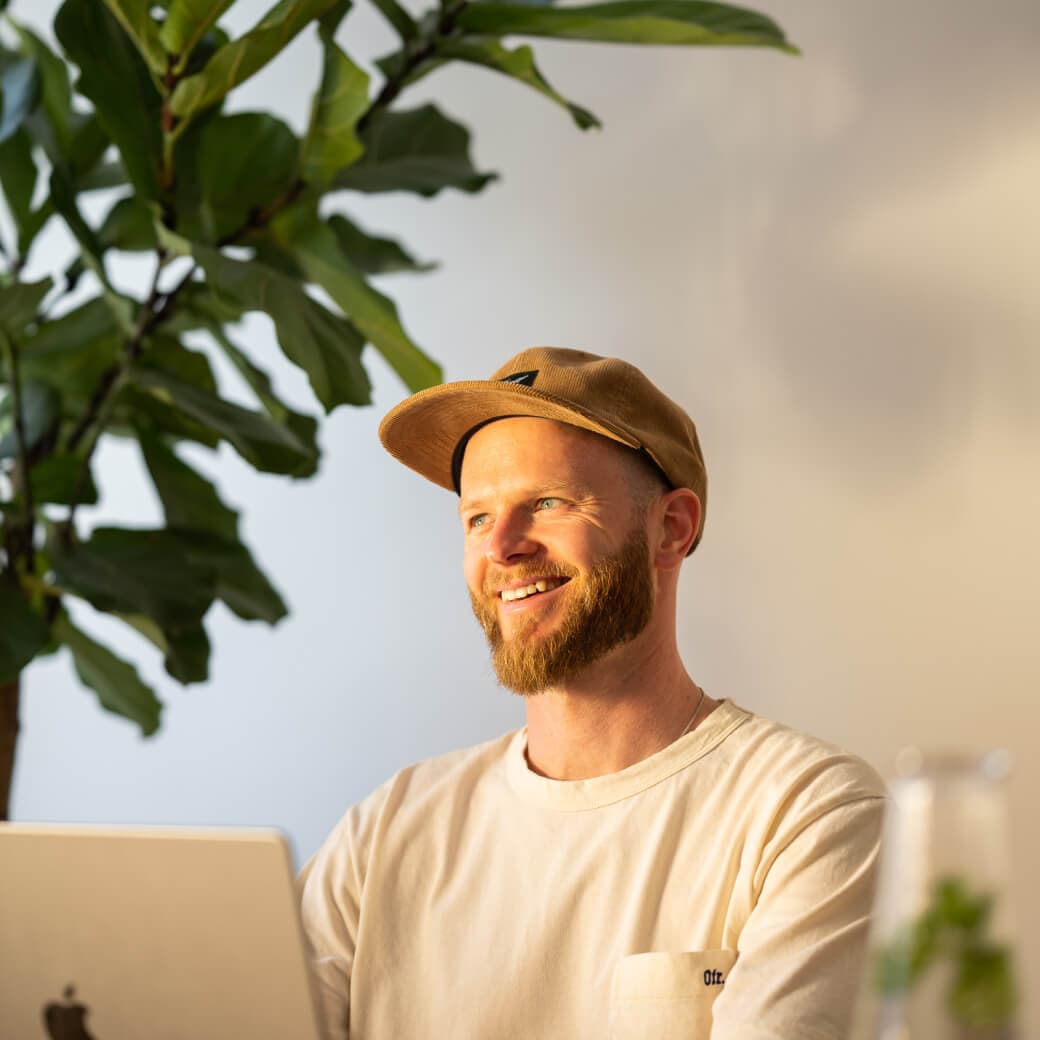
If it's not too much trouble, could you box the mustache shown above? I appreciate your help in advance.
[482,562,577,597]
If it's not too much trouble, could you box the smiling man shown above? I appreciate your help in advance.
[298,348,885,1040]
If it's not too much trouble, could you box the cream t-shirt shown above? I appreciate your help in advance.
[298,701,885,1039]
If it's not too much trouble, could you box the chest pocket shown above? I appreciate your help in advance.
[609,949,738,1040]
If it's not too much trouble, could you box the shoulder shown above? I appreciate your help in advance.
[713,701,887,805]
[304,730,518,873]
[705,704,887,871]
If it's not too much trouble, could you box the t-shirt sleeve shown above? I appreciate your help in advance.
[709,792,885,1040]
[296,809,365,1040]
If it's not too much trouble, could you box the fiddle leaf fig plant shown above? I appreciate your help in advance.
[0,0,795,818]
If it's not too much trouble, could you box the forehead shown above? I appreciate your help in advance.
[458,417,630,499]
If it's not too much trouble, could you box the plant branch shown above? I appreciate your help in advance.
[65,249,169,455]
[160,55,186,193]
[218,179,307,248]
[358,0,469,133]
[60,248,195,537]
[0,329,36,575]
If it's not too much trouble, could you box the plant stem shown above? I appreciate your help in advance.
[160,56,184,193]
[0,329,36,575]
[0,674,19,821]
[61,249,184,536]
[218,179,307,248]
[65,250,167,456]
[357,0,469,132]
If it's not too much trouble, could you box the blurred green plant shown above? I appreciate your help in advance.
[875,876,1018,1033]
[0,0,795,817]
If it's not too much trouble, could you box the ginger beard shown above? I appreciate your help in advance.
[468,524,656,695]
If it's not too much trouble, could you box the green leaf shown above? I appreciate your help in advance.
[159,0,237,66]
[66,113,112,183]
[334,104,496,197]
[327,213,435,275]
[300,40,369,187]
[131,363,320,475]
[48,165,103,261]
[278,217,440,391]
[456,0,797,49]
[0,276,50,336]
[76,158,128,194]
[0,128,38,220]
[436,39,600,130]
[140,334,219,388]
[21,298,122,410]
[188,241,372,411]
[138,433,287,623]
[161,280,246,332]
[318,0,353,37]
[101,0,168,73]
[53,612,163,734]
[203,322,320,463]
[367,0,416,40]
[0,581,49,682]
[108,334,221,447]
[11,25,75,157]
[0,379,60,458]
[196,112,298,242]
[138,430,238,539]
[97,195,159,252]
[0,129,48,257]
[170,0,343,119]
[28,454,98,506]
[48,165,136,335]
[51,526,216,630]
[55,0,163,199]
[168,528,287,622]
[0,56,39,144]
[111,611,210,685]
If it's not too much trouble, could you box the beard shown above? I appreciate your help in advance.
[468,524,655,695]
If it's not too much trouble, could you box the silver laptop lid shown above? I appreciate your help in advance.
[0,824,324,1040]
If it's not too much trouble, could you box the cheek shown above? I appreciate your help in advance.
[462,543,485,593]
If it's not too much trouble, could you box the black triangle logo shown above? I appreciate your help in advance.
[499,370,538,387]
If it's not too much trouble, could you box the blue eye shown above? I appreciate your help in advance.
[536,498,562,511]
[469,514,489,529]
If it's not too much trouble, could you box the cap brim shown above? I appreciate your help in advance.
[378,380,642,492]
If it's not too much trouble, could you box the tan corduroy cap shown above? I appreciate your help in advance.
[378,347,708,548]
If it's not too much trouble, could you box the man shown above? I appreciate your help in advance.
[298,347,885,1040]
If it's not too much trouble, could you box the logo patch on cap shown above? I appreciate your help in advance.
[499,370,538,387]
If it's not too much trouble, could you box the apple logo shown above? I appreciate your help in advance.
[42,984,97,1039]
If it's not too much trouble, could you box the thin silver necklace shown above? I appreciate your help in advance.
[676,686,706,741]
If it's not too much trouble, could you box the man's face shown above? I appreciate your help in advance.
[459,418,657,694]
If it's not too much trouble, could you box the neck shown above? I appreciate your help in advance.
[522,622,717,780]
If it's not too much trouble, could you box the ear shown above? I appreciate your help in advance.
[651,489,701,569]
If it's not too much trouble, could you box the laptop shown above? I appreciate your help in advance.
[0,824,325,1040]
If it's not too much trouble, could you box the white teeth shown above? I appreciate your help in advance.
[500,579,563,601]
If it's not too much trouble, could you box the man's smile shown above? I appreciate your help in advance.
[499,577,570,602]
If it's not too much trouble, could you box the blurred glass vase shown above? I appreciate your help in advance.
[858,750,1020,1040]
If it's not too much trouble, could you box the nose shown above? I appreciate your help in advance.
[485,507,539,565]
